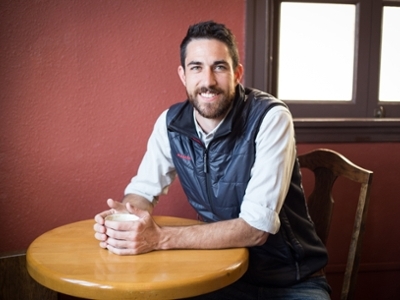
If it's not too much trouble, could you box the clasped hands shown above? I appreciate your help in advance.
[94,199,161,255]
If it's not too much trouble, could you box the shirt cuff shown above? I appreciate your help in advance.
[124,180,169,203]
[239,200,281,234]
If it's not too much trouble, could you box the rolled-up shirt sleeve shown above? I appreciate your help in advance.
[239,106,296,234]
[124,110,176,203]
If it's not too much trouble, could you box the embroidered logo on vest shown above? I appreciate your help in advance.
[177,153,191,160]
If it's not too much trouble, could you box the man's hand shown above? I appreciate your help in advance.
[94,195,155,251]
[93,198,129,249]
[103,203,162,255]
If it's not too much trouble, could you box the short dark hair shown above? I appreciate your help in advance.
[180,21,240,70]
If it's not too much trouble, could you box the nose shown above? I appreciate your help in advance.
[203,67,217,87]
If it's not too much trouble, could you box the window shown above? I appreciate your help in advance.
[246,0,400,142]
[379,6,400,102]
[278,2,356,101]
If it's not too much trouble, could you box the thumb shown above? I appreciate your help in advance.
[107,198,127,213]
[125,202,148,218]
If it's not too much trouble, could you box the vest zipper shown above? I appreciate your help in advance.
[203,150,208,173]
[203,148,215,215]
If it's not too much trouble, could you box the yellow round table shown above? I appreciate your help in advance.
[27,216,249,299]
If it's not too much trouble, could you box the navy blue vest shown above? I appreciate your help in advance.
[166,85,328,287]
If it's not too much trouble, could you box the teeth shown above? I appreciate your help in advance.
[201,92,216,98]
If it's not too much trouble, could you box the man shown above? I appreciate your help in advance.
[94,21,331,299]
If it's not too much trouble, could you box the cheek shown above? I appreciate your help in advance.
[184,78,199,90]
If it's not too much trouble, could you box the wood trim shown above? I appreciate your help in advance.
[294,118,400,142]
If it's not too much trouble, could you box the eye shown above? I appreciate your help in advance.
[215,64,227,71]
[189,65,201,71]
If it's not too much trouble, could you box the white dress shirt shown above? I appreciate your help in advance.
[125,105,296,234]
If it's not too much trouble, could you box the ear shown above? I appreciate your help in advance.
[234,64,244,84]
[177,66,186,86]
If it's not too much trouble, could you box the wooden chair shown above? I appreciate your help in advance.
[297,148,373,300]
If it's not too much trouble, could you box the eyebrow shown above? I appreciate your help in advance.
[213,60,229,66]
[186,60,229,67]
[187,61,203,67]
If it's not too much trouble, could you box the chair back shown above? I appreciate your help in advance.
[298,148,373,300]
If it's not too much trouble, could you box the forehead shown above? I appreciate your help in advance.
[185,38,232,65]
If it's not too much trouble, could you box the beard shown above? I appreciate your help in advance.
[187,86,235,119]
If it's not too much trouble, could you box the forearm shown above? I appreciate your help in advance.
[157,217,268,250]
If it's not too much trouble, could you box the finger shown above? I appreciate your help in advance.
[93,223,106,234]
[105,226,137,242]
[125,202,148,219]
[107,198,126,212]
[106,243,139,255]
[99,241,108,249]
[104,221,139,235]
[94,199,120,224]
[106,236,133,250]
[94,231,108,242]
[107,198,117,208]
[94,210,114,225]
[106,244,127,255]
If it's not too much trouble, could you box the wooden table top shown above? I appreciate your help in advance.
[27,216,249,299]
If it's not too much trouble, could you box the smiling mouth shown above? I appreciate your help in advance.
[198,88,221,100]
[200,91,218,98]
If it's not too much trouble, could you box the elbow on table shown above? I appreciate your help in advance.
[253,231,269,246]
[241,218,269,246]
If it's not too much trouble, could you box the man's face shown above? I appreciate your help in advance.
[178,38,243,121]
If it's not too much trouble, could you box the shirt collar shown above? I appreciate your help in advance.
[193,110,227,148]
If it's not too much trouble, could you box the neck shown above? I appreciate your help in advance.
[194,111,225,134]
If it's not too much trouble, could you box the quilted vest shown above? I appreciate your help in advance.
[166,85,328,287]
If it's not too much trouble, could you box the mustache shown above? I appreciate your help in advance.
[197,86,223,94]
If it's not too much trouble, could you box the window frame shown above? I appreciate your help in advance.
[245,0,400,142]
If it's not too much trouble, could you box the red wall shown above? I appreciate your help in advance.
[0,0,244,251]
[1,1,399,299]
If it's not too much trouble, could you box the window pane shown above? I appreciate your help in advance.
[278,3,355,101]
[379,6,400,102]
